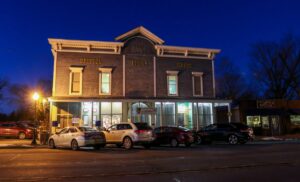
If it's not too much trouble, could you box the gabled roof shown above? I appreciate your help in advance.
[115,26,164,45]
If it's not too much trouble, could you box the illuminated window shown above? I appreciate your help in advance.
[167,71,179,96]
[192,72,203,96]
[99,68,112,95]
[69,67,83,95]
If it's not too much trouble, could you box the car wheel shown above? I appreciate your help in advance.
[71,140,79,151]
[228,135,238,145]
[48,139,56,149]
[18,132,26,140]
[170,138,178,147]
[123,137,133,150]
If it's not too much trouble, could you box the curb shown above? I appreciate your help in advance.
[0,144,48,149]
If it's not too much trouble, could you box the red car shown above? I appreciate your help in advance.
[0,122,33,139]
[153,126,194,147]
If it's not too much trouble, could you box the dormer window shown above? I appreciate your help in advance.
[69,67,83,95]
[99,68,112,95]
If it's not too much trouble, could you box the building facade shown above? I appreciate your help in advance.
[48,26,230,133]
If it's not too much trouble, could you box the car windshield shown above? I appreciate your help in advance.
[133,123,152,130]
[78,127,98,132]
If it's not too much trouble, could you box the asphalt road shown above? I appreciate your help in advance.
[0,143,299,182]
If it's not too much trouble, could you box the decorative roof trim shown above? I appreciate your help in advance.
[48,38,124,55]
[155,45,221,60]
[115,26,164,45]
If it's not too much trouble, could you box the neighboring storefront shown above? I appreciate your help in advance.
[239,100,300,135]
[48,26,231,133]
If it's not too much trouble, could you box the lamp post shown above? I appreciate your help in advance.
[31,92,39,145]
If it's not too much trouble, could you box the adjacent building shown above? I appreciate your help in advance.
[48,26,230,133]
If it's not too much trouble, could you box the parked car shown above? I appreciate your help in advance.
[48,126,106,150]
[196,123,254,145]
[0,122,33,139]
[101,122,154,149]
[152,126,194,147]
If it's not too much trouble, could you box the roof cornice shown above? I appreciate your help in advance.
[115,26,164,45]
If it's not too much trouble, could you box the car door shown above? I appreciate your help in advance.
[105,125,118,142]
[55,128,68,146]
[215,124,232,141]
[204,124,218,141]
[116,124,128,142]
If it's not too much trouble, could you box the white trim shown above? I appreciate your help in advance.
[166,70,179,75]
[192,72,204,97]
[51,49,57,96]
[155,45,220,60]
[98,68,113,72]
[123,55,126,97]
[115,26,164,44]
[69,67,83,96]
[153,56,157,97]
[212,59,216,98]
[98,68,112,95]
[48,38,123,55]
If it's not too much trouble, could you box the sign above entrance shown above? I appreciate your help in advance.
[80,58,101,65]
[137,108,157,114]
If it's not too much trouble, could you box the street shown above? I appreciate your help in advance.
[0,143,299,182]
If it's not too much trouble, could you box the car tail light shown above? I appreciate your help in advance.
[135,130,148,134]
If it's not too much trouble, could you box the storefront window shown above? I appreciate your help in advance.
[55,102,81,128]
[101,102,122,128]
[198,103,213,127]
[155,102,161,127]
[177,102,193,129]
[262,116,269,129]
[290,115,300,125]
[247,116,261,127]
[162,102,175,126]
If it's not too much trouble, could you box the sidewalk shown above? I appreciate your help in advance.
[255,133,300,141]
[0,139,47,149]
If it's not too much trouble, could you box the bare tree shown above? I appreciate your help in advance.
[216,57,256,100]
[251,34,300,99]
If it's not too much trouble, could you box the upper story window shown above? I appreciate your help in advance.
[192,72,203,96]
[166,71,179,96]
[99,68,112,95]
[69,67,83,95]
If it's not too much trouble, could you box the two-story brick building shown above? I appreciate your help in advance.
[48,26,230,133]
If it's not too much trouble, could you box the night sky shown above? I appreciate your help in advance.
[1,1,300,89]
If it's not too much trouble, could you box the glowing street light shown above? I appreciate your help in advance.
[31,92,40,145]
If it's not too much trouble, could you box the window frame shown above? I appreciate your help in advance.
[99,68,112,95]
[166,71,179,96]
[69,67,83,95]
[192,72,204,97]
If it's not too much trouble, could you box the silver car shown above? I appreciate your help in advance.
[102,122,154,149]
[48,126,106,150]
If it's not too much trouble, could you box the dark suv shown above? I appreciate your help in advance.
[153,126,194,147]
[0,122,33,139]
[196,123,254,145]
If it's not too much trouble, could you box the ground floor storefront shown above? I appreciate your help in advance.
[49,99,231,134]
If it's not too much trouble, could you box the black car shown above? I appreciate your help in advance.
[196,123,254,145]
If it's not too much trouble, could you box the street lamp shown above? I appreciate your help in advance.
[31,92,39,145]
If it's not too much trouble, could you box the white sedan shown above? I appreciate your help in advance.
[48,126,106,150]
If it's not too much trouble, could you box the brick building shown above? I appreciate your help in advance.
[48,26,230,133]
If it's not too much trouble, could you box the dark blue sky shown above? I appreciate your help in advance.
[1,0,300,84]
